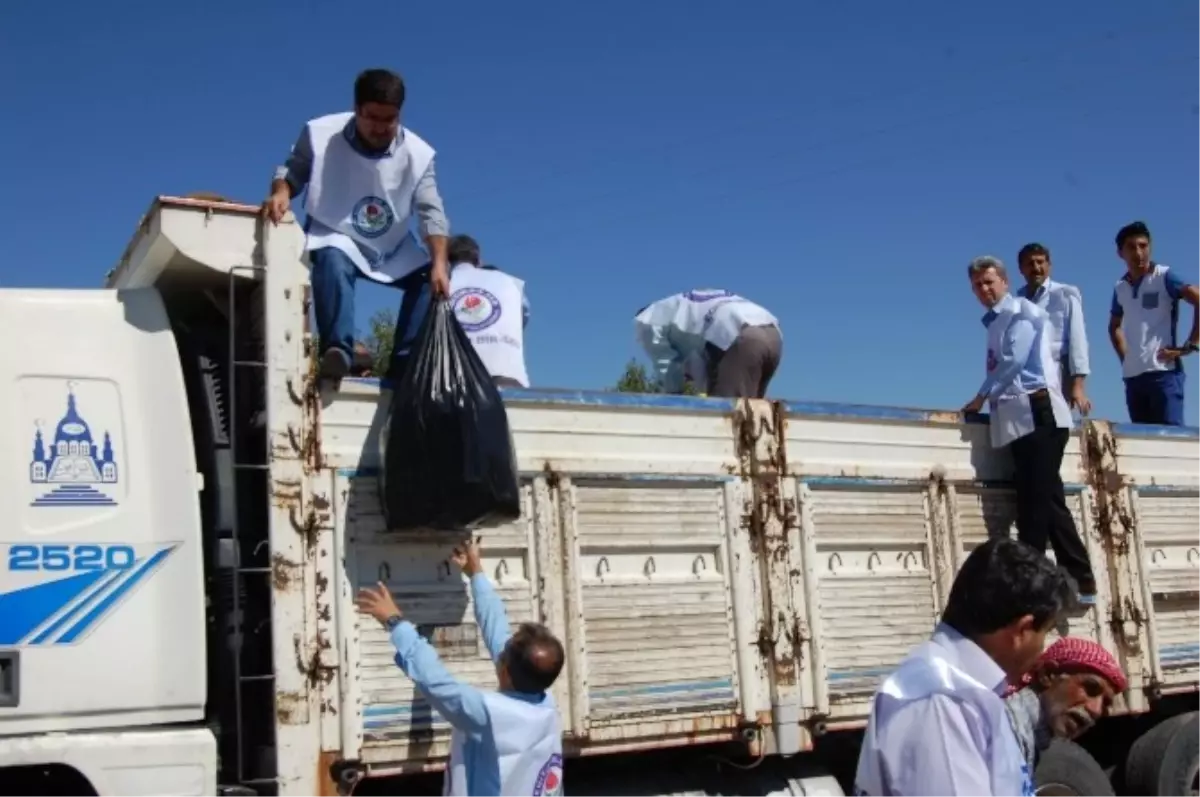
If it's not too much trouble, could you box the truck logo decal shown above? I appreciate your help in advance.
[0,544,175,646]
[28,384,119,508]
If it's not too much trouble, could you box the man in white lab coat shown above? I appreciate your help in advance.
[634,290,782,398]
[263,68,451,380]
[854,537,1074,796]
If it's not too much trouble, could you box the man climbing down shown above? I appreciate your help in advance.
[262,68,451,380]
[634,289,782,398]
[356,540,565,796]
[1004,637,1127,775]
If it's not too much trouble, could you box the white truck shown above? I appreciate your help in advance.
[0,196,1195,796]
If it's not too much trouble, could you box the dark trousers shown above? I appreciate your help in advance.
[1124,369,1186,426]
[1008,392,1095,592]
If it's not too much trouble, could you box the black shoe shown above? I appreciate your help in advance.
[320,348,350,381]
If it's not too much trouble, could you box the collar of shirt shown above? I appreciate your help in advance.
[980,292,1016,327]
[1019,279,1055,302]
[1121,262,1159,289]
[341,117,404,159]
[930,623,1008,695]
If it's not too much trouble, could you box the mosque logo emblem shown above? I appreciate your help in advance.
[28,385,119,507]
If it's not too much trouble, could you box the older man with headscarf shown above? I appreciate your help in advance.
[1004,636,1128,773]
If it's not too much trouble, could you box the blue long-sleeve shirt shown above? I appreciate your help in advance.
[1020,279,1090,378]
[389,573,550,796]
[976,295,1046,400]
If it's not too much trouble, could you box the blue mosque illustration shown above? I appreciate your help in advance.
[29,386,119,507]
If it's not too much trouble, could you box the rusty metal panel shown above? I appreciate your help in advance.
[569,480,741,724]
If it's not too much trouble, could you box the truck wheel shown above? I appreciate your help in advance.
[1125,712,1196,796]
[1033,739,1115,796]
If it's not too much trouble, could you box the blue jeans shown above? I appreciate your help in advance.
[309,247,401,359]
[1124,368,1186,426]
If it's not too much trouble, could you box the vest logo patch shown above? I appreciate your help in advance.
[1141,290,1159,310]
[450,287,502,332]
[532,753,563,796]
[986,348,998,372]
[351,196,394,239]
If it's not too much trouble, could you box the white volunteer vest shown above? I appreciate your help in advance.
[984,297,1073,448]
[639,290,780,351]
[1112,264,1181,379]
[443,692,563,796]
[854,642,1033,796]
[304,112,435,283]
[449,265,530,387]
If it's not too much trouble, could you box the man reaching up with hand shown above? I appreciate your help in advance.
[356,540,565,796]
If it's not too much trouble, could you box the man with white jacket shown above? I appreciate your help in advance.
[854,537,1073,796]
[263,68,451,380]
[635,290,782,398]
[960,256,1096,601]
[357,540,565,796]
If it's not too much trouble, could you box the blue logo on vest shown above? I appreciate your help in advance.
[29,385,119,508]
[351,196,394,239]
[532,753,563,796]
[986,348,998,372]
[685,289,734,303]
[450,287,502,332]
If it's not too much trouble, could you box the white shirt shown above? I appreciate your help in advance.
[634,290,778,393]
[854,624,1033,796]
[1020,278,1090,380]
[1110,263,1190,379]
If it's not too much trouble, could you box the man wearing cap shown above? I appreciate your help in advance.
[1004,637,1127,774]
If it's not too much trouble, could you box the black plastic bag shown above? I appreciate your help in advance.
[381,299,521,530]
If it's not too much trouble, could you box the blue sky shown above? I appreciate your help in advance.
[1,1,1197,424]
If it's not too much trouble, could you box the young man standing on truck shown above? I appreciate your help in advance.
[854,537,1074,796]
[356,540,565,796]
[1107,221,1199,426]
[1003,637,1127,777]
[634,290,783,398]
[1016,242,1093,416]
[390,234,531,387]
[960,256,1096,601]
[262,68,452,380]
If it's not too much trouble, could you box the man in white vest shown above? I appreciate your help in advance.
[1106,220,1199,426]
[263,68,451,380]
[634,290,783,398]
[389,234,531,387]
[960,256,1096,602]
[854,537,1074,796]
[356,540,565,796]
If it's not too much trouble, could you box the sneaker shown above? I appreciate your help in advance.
[320,348,350,381]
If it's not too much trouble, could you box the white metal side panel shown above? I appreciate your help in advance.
[1110,423,1199,695]
[801,483,940,720]
[345,481,541,769]
[1132,489,1200,690]
[567,480,740,728]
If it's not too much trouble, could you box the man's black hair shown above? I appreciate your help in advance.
[941,538,1073,636]
[1116,221,1151,250]
[1017,242,1050,265]
[354,69,406,108]
[505,623,565,693]
[448,234,482,266]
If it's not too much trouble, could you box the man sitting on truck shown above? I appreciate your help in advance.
[1003,637,1127,776]
[262,68,451,381]
[356,540,564,796]
[390,234,531,388]
[634,290,783,398]
[855,537,1074,796]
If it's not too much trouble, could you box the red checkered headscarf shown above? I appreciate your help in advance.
[1007,637,1128,696]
